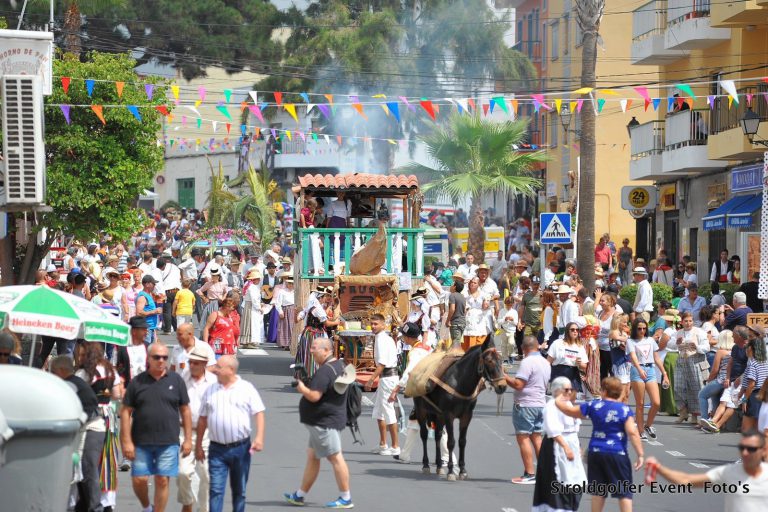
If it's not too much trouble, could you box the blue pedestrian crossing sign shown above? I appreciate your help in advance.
[539,212,572,244]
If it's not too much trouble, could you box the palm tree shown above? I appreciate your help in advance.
[205,160,238,228]
[401,114,545,262]
[575,0,605,292]
[231,164,277,251]
[53,0,126,57]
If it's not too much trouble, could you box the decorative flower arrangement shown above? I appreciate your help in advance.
[187,227,260,245]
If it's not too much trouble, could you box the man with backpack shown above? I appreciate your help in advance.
[284,337,354,509]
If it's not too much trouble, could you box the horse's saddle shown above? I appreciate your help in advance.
[404,349,463,398]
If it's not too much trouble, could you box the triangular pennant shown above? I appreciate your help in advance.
[216,105,233,120]
[352,103,368,119]
[61,77,71,94]
[195,100,202,108]
[488,98,496,114]
[676,97,684,109]
[298,131,306,142]
[554,98,562,113]
[249,91,258,104]
[197,118,202,129]
[569,100,577,112]
[573,87,593,94]
[619,99,628,113]
[145,84,154,100]
[576,99,584,113]
[482,103,490,116]
[270,128,276,138]
[336,135,342,145]
[676,84,694,97]
[494,96,509,114]
[224,89,232,103]
[274,91,283,106]
[212,121,218,133]
[707,95,715,109]
[85,79,95,97]
[91,105,106,125]
[420,99,436,120]
[248,104,264,123]
[746,93,754,106]
[597,98,606,113]
[626,99,633,111]
[127,105,142,121]
[685,98,693,109]
[155,105,169,116]
[652,98,661,111]
[226,123,231,135]
[456,98,468,114]
[324,134,330,145]
[285,103,298,122]
[467,98,476,111]
[599,89,619,96]
[300,92,310,103]
[719,79,739,104]
[386,101,400,122]
[387,139,396,145]
[240,101,248,112]
[186,105,201,117]
[728,96,734,108]
[312,133,318,143]
[510,99,518,115]
[241,124,247,136]
[644,99,650,111]
[198,86,206,102]
[317,104,331,120]
[667,97,675,111]
[324,94,334,106]
[532,94,552,110]
[634,86,650,101]
[60,105,71,125]
[171,85,179,101]
[399,96,416,112]
[307,104,315,114]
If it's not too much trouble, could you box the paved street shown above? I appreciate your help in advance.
[115,339,743,512]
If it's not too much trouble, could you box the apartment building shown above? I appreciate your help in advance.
[628,0,768,279]
[514,0,657,256]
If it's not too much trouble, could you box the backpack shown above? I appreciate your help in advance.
[345,383,364,445]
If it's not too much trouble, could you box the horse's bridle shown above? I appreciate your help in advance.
[478,347,506,388]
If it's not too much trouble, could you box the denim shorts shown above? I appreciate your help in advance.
[512,404,543,435]
[132,444,179,477]
[630,365,656,383]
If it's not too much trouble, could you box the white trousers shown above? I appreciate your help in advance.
[400,420,459,474]
[177,430,209,511]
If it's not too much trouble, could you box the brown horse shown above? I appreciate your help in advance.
[413,336,507,480]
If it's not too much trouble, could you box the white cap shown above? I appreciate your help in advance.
[46,264,57,273]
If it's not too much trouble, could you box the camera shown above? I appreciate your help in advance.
[290,363,310,387]
[609,339,623,350]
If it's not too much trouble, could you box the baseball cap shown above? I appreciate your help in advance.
[128,316,148,329]
[141,275,158,285]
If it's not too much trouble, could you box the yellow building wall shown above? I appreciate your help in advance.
[542,0,658,248]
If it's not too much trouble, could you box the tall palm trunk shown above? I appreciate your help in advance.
[575,0,604,292]
[63,2,83,57]
[468,194,485,263]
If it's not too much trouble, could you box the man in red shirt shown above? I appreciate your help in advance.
[594,236,612,272]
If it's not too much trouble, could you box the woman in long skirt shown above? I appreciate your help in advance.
[239,269,264,348]
[579,303,603,397]
[533,376,586,512]
[196,266,229,335]
[673,311,709,424]
[295,286,342,378]
[273,277,296,350]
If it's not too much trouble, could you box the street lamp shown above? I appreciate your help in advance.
[560,104,572,135]
[626,116,640,138]
[740,107,768,147]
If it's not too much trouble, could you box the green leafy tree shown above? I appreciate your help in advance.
[1,52,167,284]
[231,164,277,251]
[400,114,544,262]
[205,161,238,229]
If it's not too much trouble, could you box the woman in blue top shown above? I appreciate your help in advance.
[555,376,645,512]
[627,318,669,441]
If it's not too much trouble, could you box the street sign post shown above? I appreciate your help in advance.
[539,212,572,280]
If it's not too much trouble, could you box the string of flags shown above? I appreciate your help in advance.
[49,74,768,129]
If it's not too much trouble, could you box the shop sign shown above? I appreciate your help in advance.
[659,184,677,211]
[731,164,763,193]
[0,29,54,95]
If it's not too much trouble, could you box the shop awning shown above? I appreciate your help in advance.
[702,195,752,231]
[726,194,762,228]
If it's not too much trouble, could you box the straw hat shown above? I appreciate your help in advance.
[410,286,428,300]
[246,268,262,280]
[632,266,648,275]
[556,284,575,295]
[661,308,680,323]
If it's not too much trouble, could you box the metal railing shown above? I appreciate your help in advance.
[298,227,425,279]
[633,0,667,41]
[667,0,710,25]
[665,109,709,149]
[710,85,768,135]
[630,120,665,158]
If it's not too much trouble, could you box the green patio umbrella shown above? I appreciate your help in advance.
[0,286,130,364]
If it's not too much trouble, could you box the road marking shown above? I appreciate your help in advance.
[689,462,710,468]
[501,508,519,512]
[646,440,663,446]
[238,348,269,356]
[666,450,685,457]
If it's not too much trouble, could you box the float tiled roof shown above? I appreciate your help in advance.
[298,173,419,190]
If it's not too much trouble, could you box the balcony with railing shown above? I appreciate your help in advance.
[298,228,425,279]
[708,85,768,160]
[662,109,721,173]
[629,120,666,180]
[664,0,730,50]
[631,1,683,64]
[273,138,342,170]
[711,0,768,27]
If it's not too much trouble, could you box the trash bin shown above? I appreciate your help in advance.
[0,366,86,511]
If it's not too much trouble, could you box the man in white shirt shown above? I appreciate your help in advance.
[159,256,183,334]
[276,257,293,279]
[632,267,654,323]
[543,260,559,289]
[196,356,265,512]
[178,249,202,282]
[177,347,217,512]
[138,251,155,276]
[556,285,580,330]
[645,430,768,512]
[710,249,733,284]
[477,263,501,313]
[171,323,216,379]
[458,254,479,281]
[365,314,400,456]
[490,250,507,283]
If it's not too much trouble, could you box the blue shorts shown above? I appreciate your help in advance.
[745,394,762,418]
[587,451,634,499]
[512,404,543,435]
[132,444,179,477]
[630,365,656,383]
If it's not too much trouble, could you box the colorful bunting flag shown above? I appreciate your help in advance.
[719,80,739,104]
[171,85,179,102]
[746,93,754,106]
[284,103,298,122]
[324,94,334,107]
[198,86,206,102]
[576,99,584,113]
[145,84,154,100]
[274,92,283,106]
[248,105,264,124]
[127,105,141,121]
[597,99,606,113]
[216,105,233,120]
[352,103,367,120]
[493,96,509,115]
[60,105,71,124]
[300,92,310,103]
[634,86,650,101]
[197,118,202,129]
[676,84,694,97]
[386,102,400,122]
[226,123,231,135]
[707,95,715,109]
[213,121,218,133]
[456,98,469,114]
[249,91,258,104]
[317,104,331,120]
[224,89,232,103]
[667,97,675,111]
[61,77,71,94]
[652,98,661,111]
[85,79,95,97]
[644,99,650,111]
[482,103,490,116]
[155,105,169,117]
[91,105,105,125]
[510,99,518,116]
[554,98,562,113]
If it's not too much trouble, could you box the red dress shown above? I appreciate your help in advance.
[209,311,241,355]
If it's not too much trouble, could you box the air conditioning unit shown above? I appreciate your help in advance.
[1,75,45,206]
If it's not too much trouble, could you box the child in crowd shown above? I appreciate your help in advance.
[173,278,196,327]
[497,295,518,363]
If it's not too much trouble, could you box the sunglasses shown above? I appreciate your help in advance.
[151,355,169,361]
[569,328,578,332]
[738,444,761,454]
[637,327,647,330]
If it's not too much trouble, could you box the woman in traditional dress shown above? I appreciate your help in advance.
[295,285,342,378]
[673,311,709,425]
[462,277,490,351]
[532,376,586,512]
[273,276,296,350]
[239,268,264,348]
[74,342,123,512]
[202,297,240,357]
[579,302,602,397]
[121,270,142,323]
[196,265,229,333]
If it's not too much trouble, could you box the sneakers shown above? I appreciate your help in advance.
[371,445,388,454]
[284,492,305,506]
[644,426,657,439]
[393,455,411,464]
[325,497,354,509]
[639,432,648,441]
[701,419,720,433]
[380,447,401,456]
[119,458,131,472]
[511,473,536,484]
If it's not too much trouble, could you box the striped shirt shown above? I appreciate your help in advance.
[199,376,265,444]
[742,359,768,390]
